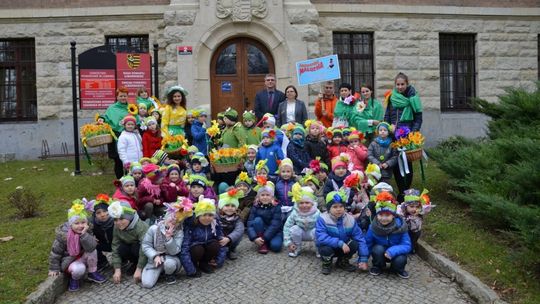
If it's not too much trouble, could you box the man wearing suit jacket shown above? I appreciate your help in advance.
[254,73,285,122]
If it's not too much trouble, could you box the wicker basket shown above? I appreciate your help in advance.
[212,162,240,173]
[405,148,423,162]
[85,134,113,147]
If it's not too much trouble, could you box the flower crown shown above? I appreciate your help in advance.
[343,170,365,189]
[289,182,316,204]
[163,197,194,223]
[256,159,269,172]
[236,171,253,185]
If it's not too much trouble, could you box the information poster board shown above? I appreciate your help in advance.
[296,54,340,86]
[79,69,116,108]
[116,53,152,103]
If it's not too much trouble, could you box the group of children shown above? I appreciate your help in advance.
[50,77,433,291]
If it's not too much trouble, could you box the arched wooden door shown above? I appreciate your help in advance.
[210,37,275,118]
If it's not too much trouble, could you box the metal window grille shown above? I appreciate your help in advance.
[439,34,476,111]
[105,35,149,53]
[538,34,540,80]
[0,38,37,121]
[332,32,374,93]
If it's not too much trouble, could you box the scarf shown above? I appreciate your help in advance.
[371,216,408,236]
[292,138,304,148]
[389,87,422,122]
[375,136,391,148]
[94,216,114,231]
[67,228,81,257]
[140,178,161,198]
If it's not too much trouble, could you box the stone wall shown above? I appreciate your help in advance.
[0,0,169,9]
[311,0,539,7]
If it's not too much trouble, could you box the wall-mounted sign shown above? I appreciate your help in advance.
[116,53,152,103]
[221,81,232,92]
[178,46,193,55]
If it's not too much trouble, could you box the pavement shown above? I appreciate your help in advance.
[55,237,474,304]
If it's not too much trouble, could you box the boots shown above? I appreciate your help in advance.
[68,278,80,292]
[321,256,332,275]
[336,257,357,272]
[257,233,269,254]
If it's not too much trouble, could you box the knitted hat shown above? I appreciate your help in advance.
[261,128,276,141]
[187,145,199,154]
[151,150,168,166]
[217,112,225,119]
[262,113,276,127]
[67,199,90,225]
[139,157,154,165]
[325,190,347,209]
[142,163,164,182]
[218,188,244,209]
[279,158,294,171]
[247,144,258,154]
[224,107,238,121]
[377,122,392,134]
[138,103,147,110]
[144,116,157,126]
[191,152,209,167]
[186,109,194,117]
[403,188,431,206]
[256,159,269,173]
[331,153,350,171]
[122,115,137,126]
[331,127,343,138]
[167,164,181,175]
[108,200,136,221]
[304,119,324,133]
[189,175,209,188]
[235,171,253,187]
[243,110,256,121]
[347,130,365,142]
[254,176,275,196]
[92,194,112,212]
[192,107,208,118]
[365,163,382,187]
[300,173,320,187]
[289,183,316,204]
[292,124,306,136]
[370,182,394,202]
[194,198,216,217]
[163,197,193,224]
[374,192,398,214]
[130,162,143,174]
[342,127,352,137]
[120,175,135,186]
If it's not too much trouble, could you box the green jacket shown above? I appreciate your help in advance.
[111,214,149,269]
[136,96,154,111]
[221,122,246,148]
[242,125,261,146]
[348,98,384,134]
[104,101,130,134]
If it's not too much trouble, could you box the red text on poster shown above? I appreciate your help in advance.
[80,69,116,109]
[116,53,152,103]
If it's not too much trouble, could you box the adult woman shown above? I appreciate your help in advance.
[276,85,308,127]
[161,86,188,137]
[348,83,384,139]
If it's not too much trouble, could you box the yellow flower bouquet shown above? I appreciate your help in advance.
[209,146,247,173]
[206,120,220,138]
[161,134,189,157]
[80,122,115,147]
[391,126,425,162]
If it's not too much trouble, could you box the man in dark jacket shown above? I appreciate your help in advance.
[254,73,285,121]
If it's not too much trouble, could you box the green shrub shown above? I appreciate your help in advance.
[6,187,43,218]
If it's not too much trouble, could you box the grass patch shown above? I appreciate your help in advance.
[0,159,113,303]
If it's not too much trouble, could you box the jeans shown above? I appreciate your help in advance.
[249,217,283,252]
[190,241,220,267]
[118,242,141,267]
[371,244,407,272]
[141,255,181,288]
[319,240,358,259]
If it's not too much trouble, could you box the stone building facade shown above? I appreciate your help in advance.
[0,0,538,159]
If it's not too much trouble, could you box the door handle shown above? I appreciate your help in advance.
[243,95,249,109]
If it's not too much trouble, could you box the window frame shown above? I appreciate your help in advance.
[0,38,37,122]
[332,32,375,94]
[439,33,477,112]
[105,35,150,53]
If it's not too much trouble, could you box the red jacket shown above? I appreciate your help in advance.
[161,177,189,202]
[327,144,348,160]
[142,130,162,158]
[347,144,368,171]
[112,187,138,210]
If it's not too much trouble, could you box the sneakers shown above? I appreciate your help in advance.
[68,278,80,292]
[369,267,382,276]
[315,251,321,258]
[397,270,410,279]
[258,243,269,254]
[336,258,357,272]
[87,271,107,284]
[227,250,238,260]
[321,259,332,275]
[165,274,176,284]
[288,248,300,258]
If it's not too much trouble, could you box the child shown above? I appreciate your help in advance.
[234,172,256,223]
[256,128,284,179]
[261,113,288,156]
[304,120,329,167]
[141,198,193,288]
[108,201,149,284]
[150,109,162,127]
[397,189,434,253]
[315,191,369,275]
[186,153,210,178]
[299,173,323,212]
[367,122,398,184]
[188,174,217,202]
[142,116,162,158]
[255,159,270,180]
[283,184,320,257]
[286,124,311,176]
[218,189,245,260]
[327,128,348,160]
[346,130,368,171]
[161,164,189,203]
[117,115,143,169]
[113,175,138,210]
[274,158,295,221]
[247,178,283,254]
[242,110,261,145]
[138,103,148,121]
[90,194,114,271]
[129,162,144,187]
[244,145,258,178]
[184,109,194,145]
[333,83,361,128]
[190,108,209,156]
[366,192,412,278]
[308,158,328,211]
[181,198,226,276]
[138,164,166,221]
[48,200,107,291]
[220,107,246,148]
[323,154,351,199]
[136,87,156,110]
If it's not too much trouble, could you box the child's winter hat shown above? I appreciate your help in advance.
[377,122,392,134]
[129,162,143,174]
[67,199,90,225]
[300,173,320,187]
[139,157,154,165]
[374,192,398,215]
[167,164,181,175]
[144,116,157,126]
[138,103,147,110]
[194,198,216,217]
[217,112,225,120]
[290,183,316,204]
[365,163,381,187]
[122,115,137,126]
[256,159,269,173]
[261,128,276,141]
[330,127,343,138]
[189,174,209,188]
[218,188,244,209]
[192,107,208,117]
[262,113,276,127]
[142,163,164,182]
[247,144,258,154]
[404,188,432,207]
[187,145,199,154]
[151,150,168,166]
[292,124,306,136]
[120,175,136,186]
[309,157,328,173]
[243,110,256,121]
[186,109,194,117]
[370,182,394,202]
[91,194,112,212]
[235,171,253,187]
[347,130,365,142]
[278,158,294,171]
[108,200,136,221]
[331,153,350,171]
[191,152,209,167]
[304,119,324,133]
[224,107,238,121]
[254,176,275,196]
[325,190,347,209]
[163,197,194,224]
[342,127,352,137]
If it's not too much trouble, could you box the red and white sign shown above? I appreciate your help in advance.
[116,53,152,103]
[80,69,116,109]
[177,46,193,55]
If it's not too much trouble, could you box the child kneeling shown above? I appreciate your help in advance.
[366,192,412,278]
[316,191,369,275]
[141,198,193,288]
[218,189,245,260]
[48,200,106,292]
[283,184,320,257]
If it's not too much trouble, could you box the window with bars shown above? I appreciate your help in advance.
[439,34,476,111]
[0,39,37,122]
[332,32,374,93]
[105,35,149,53]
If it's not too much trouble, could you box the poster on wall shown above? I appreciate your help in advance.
[116,53,152,103]
[296,54,340,86]
[79,69,116,109]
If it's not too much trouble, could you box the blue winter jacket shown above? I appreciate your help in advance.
[256,143,284,175]
[191,120,208,156]
[316,212,369,263]
[365,216,412,258]
[286,141,311,175]
[275,177,294,208]
[247,203,282,242]
[180,216,226,275]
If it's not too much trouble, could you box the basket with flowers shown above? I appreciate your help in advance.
[209,146,247,173]
[391,126,425,162]
[161,134,189,157]
[80,121,116,147]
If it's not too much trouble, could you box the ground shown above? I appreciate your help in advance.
[56,237,473,304]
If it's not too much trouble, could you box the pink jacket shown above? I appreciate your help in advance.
[347,145,368,171]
